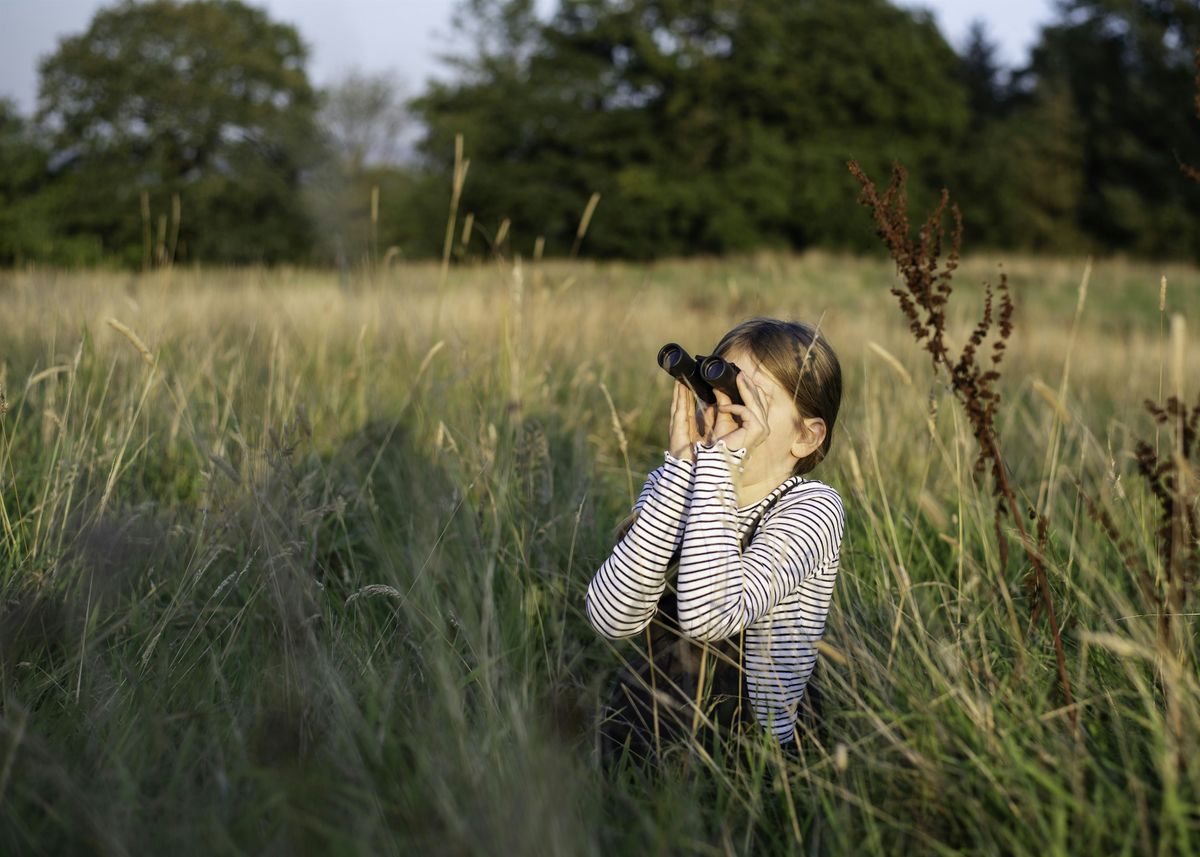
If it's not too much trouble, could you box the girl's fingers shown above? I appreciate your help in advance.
[730,373,758,409]
[720,401,761,424]
[735,373,766,413]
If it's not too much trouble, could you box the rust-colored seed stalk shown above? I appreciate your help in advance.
[847,158,1076,723]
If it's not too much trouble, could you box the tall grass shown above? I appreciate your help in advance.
[0,254,1198,854]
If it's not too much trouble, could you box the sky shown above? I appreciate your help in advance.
[0,0,1058,115]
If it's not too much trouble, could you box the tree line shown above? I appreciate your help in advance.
[1,0,1198,267]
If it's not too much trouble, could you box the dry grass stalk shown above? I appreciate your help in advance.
[26,365,71,389]
[346,583,404,605]
[155,213,167,266]
[847,158,1075,722]
[439,133,471,287]
[867,342,913,387]
[105,318,156,368]
[169,192,181,266]
[570,192,601,258]
[598,381,633,505]
[141,190,152,272]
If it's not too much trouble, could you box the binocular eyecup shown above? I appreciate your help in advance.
[657,342,742,406]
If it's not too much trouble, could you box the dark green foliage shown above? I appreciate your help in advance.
[413,0,971,259]
[1014,0,1200,258]
[35,0,324,265]
[0,100,69,265]
[3,0,1200,264]
[408,0,1200,261]
[960,20,1009,129]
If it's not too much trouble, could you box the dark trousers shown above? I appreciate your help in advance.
[598,642,826,771]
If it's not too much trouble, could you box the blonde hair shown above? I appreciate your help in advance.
[712,317,842,476]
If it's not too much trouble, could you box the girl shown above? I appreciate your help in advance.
[586,317,845,765]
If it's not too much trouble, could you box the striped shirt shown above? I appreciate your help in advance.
[586,439,845,744]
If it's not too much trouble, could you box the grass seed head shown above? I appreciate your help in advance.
[106,317,156,368]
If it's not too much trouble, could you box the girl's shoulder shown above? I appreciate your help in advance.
[766,477,845,532]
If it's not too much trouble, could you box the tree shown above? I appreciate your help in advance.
[441,0,544,81]
[413,0,971,259]
[320,69,410,173]
[36,0,323,265]
[1017,0,1200,257]
[306,70,435,267]
[410,0,562,257]
[0,101,54,265]
[1000,81,1088,250]
[960,20,1008,126]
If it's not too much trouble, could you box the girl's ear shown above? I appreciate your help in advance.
[789,417,826,461]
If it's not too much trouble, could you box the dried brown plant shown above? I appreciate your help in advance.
[847,159,1075,721]
[1133,393,1200,654]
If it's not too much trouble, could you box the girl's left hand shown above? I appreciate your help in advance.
[712,372,770,454]
[669,380,715,461]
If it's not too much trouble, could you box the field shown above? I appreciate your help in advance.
[2,252,1199,854]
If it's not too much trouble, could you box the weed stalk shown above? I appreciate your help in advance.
[847,159,1076,723]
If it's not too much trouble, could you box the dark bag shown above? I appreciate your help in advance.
[597,483,807,768]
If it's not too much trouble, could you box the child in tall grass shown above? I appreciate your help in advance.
[586,317,845,766]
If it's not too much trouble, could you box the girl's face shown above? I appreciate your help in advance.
[721,345,826,487]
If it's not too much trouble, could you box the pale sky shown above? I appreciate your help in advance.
[0,0,1058,115]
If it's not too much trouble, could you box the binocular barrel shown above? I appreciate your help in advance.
[700,356,742,404]
[657,343,715,403]
[657,343,742,406]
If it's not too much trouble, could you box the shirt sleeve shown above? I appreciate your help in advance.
[676,440,845,641]
[584,450,695,640]
[632,462,664,512]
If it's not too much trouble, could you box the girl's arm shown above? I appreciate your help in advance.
[676,441,845,641]
[631,461,665,510]
[584,451,694,640]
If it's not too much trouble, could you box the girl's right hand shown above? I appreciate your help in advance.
[669,381,713,462]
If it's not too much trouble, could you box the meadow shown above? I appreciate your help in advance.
[1,250,1199,854]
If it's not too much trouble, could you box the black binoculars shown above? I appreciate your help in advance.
[657,343,743,406]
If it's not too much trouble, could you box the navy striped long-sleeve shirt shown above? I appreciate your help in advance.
[585,439,845,744]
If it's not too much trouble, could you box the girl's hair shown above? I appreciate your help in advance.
[612,317,841,543]
[712,317,841,477]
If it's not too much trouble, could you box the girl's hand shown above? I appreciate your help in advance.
[712,372,770,454]
[669,381,714,462]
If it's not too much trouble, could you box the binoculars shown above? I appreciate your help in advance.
[657,343,743,406]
